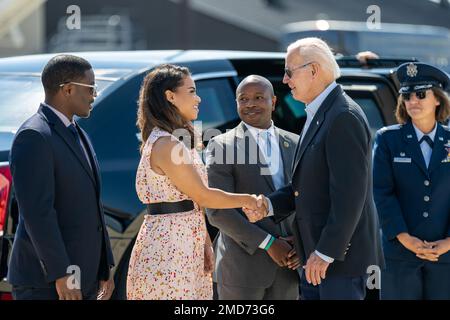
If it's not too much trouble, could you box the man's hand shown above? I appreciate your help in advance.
[303,252,330,286]
[97,277,115,300]
[243,194,268,222]
[356,51,379,64]
[204,243,215,274]
[267,238,292,267]
[280,236,301,270]
[55,275,82,300]
[286,248,301,270]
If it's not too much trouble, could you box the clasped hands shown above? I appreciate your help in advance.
[242,194,269,222]
[397,233,450,262]
[267,236,300,270]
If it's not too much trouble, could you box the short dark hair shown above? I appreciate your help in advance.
[41,54,92,96]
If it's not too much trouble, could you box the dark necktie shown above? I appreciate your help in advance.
[68,123,83,150]
[68,123,92,170]
[420,135,434,149]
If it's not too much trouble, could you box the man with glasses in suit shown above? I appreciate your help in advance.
[8,54,114,300]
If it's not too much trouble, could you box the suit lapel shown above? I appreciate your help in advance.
[38,105,97,186]
[292,86,342,175]
[290,129,302,173]
[275,129,294,183]
[236,122,275,191]
[402,122,428,176]
[428,124,447,174]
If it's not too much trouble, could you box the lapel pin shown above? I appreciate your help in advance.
[400,152,405,157]
[407,134,413,139]
[439,137,444,141]
[316,121,319,125]
[283,141,289,148]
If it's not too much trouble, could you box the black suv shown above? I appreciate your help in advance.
[0,50,408,299]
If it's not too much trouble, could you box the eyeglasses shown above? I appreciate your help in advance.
[59,82,98,95]
[284,61,315,78]
[401,90,427,101]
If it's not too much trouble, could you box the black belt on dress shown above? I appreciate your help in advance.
[146,199,195,215]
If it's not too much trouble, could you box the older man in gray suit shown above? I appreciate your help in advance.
[205,75,300,300]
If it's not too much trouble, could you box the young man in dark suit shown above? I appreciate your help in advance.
[8,55,114,300]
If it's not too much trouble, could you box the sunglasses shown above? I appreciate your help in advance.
[59,82,98,95]
[284,61,314,79]
[401,90,427,101]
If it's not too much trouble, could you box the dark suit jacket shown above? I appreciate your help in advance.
[8,104,114,290]
[268,86,384,277]
[373,121,450,263]
[205,122,299,288]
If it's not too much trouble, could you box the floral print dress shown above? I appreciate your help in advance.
[127,127,212,300]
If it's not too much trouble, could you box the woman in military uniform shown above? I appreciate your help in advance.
[373,62,450,299]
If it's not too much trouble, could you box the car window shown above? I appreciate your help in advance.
[352,97,384,137]
[195,78,238,130]
[273,84,305,134]
[356,32,450,72]
[0,75,111,132]
[0,76,44,132]
[271,78,386,138]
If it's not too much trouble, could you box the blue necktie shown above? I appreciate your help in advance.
[265,131,272,162]
[259,131,271,164]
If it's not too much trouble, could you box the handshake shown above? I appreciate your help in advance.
[242,194,269,222]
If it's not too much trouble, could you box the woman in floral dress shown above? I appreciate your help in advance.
[127,64,262,300]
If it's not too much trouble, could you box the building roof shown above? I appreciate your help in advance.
[187,0,450,40]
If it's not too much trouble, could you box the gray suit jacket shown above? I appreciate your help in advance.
[205,122,299,288]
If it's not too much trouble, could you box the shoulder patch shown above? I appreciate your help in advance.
[378,124,402,134]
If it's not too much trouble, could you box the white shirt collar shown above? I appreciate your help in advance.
[243,121,276,139]
[413,122,437,142]
[305,81,338,118]
[42,102,74,127]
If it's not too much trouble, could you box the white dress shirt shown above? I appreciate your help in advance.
[265,82,338,263]
[43,102,92,170]
[300,81,338,145]
[413,122,437,168]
